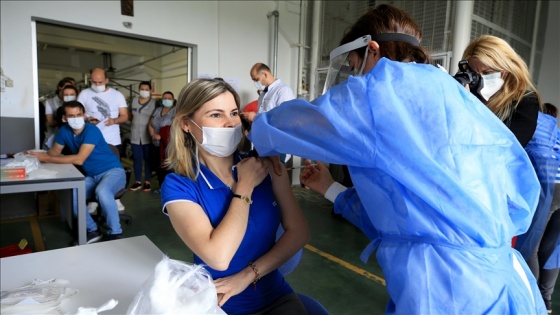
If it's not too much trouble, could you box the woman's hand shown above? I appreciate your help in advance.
[152,133,161,141]
[300,161,335,195]
[236,157,270,191]
[213,268,253,307]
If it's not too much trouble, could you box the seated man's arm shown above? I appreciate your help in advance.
[36,143,95,165]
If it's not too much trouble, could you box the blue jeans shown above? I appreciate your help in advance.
[75,167,125,235]
[132,143,151,182]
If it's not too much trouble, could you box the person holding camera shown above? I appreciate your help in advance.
[249,4,546,314]
[462,35,559,314]
[461,35,541,147]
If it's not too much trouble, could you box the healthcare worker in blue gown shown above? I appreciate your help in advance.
[249,4,547,314]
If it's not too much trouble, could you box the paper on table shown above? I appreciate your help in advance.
[28,168,58,179]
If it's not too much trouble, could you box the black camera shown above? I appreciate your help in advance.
[453,60,483,94]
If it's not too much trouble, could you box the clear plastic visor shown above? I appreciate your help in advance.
[322,35,371,95]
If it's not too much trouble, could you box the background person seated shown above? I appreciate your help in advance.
[28,101,125,244]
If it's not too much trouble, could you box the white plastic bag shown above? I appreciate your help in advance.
[0,278,77,314]
[127,256,222,314]
[6,152,40,174]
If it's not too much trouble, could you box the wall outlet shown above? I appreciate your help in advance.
[5,79,13,87]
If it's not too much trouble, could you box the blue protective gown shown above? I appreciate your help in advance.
[249,58,547,314]
[515,112,560,269]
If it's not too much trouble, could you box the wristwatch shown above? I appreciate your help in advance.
[232,193,252,205]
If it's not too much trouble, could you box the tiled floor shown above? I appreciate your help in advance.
[1,168,559,314]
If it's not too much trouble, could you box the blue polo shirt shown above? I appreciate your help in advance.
[54,123,122,176]
[161,153,293,315]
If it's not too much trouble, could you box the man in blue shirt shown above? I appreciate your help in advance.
[30,101,125,244]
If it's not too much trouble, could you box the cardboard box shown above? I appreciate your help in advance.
[0,167,26,180]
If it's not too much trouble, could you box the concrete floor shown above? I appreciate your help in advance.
[1,166,559,314]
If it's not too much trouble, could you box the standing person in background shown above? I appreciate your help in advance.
[462,38,559,314]
[241,63,295,123]
[129,81,156,192]
[242,63,295,164]
[43,77,75,149]
[149,91,176,192]
[161,78,309,315]
[78,68,129,151]
[250,4,546,313]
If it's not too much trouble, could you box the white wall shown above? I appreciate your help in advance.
[0,0,301,120]
[537,0,560,106]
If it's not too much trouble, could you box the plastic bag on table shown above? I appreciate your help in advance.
[127,256,222,315]
[0,278,77,314]
[5,152,40,174]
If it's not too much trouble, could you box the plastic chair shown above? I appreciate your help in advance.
[276,226,329,315]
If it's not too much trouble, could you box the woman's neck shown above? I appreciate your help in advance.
[199,153,235,188]
[161,106,172,115]
[139,97,151,104]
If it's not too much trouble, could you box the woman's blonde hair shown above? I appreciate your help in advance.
[165,78,241,179]
[462,35,542,121]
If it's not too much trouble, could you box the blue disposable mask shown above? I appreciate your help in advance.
[162,100,174,107]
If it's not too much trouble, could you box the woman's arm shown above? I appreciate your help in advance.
[253,161,310,275]
[166,157,270,271]
[213,159,310,306]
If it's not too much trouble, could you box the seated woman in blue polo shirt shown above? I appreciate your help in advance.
[160,78,310,315]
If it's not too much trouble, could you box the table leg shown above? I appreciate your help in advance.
[76,183,86,245]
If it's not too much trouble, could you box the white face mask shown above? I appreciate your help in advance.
[139,90,151,98]
[254,80,266,91]
[92,85,106,93]
[162,99,174,107]
[479,73,504,101]
[190,120,242,157]
[67,117,85,130]
[63,95,76,102]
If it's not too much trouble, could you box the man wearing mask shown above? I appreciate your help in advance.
[78,68,129,150]
[240,63,295,123]
[28,101,125,244]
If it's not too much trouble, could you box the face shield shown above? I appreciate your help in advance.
[322,35,371,95]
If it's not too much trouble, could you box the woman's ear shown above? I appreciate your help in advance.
[180,123,189,133]
[368,41,381,60]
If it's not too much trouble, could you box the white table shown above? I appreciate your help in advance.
[0,163,87,245]
[0,236,166,314]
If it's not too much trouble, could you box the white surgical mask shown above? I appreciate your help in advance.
[63,95,76,102]
[139,90,151,98]
[254,80,266,91]
[92,85,106,93]
[190,120,242,157]
[479,73,504,101]
[162,99,174,107]
[67,117,85,130]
